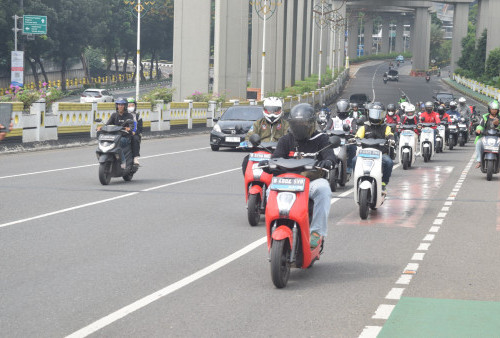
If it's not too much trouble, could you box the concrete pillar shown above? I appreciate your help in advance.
[347,15,358,59]
[412,8,431,72]
[214,0,249,100]
[304,0,313,78]
[173,0,211,101]
[451,3,470,73]
[295,0,307,81]
[285,0,298,87]
[275,4,286,92]
[336,1,347,69]
[364,15,373,56]
[395,18,404,54]
[476,0,489,40]
[486,0,500,58]
[381,18,390,54]
[320,20,329,78]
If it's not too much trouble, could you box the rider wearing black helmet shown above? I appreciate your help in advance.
[270,103,336,248]
[127,97,142,165]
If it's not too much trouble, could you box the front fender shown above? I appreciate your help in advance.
[98,154,111,163]
[359,180,372,190]
[271,226,293,248]
[249,185,263,198]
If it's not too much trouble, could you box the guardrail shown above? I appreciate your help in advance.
[3,68,349,143]
[453,74,500,101]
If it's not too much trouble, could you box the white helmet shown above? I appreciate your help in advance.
[263,97,283,123]
[458,97,466,104]
[405,103,416,116]
[400,101,410,111]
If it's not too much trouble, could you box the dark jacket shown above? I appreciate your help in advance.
[272,131,336,181]
[107,111,135,129]
[135,113,144,136]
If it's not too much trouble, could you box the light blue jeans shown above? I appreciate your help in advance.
[475,140,483,162]
[266,177,332,237]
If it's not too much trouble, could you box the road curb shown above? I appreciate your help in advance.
[441,78,490,107]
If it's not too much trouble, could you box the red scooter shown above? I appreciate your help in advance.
[258,136,340,288]
[243,141,276,226]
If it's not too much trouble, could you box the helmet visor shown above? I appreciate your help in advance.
[264,106,281,114]
[368,108,385,121]
[289,120,313,141]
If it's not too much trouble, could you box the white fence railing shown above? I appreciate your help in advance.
[2,68,349,143]
[453,74,500,100]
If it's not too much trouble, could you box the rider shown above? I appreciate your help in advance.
[331,99,356,174]
[457,97,470,119]
[241,97,289,174]
[446,101,462,120]
[385,103,400,143]
[420,101,441,126]
[353,103,395,193]
[317,103,332,130]
[475,100,500,168]
[127,97,142,165]
[97,97,136,169]
[350,102,363,119]
[268,103,336,248]
[398,94,408,104]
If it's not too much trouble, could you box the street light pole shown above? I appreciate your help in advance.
[135,0,141,101]
[318,0,324,88]
[260,0,267,100]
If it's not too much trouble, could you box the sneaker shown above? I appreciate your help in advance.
[121,162,126,170]
[382,182,387,195]
[475,162,481,169]
[134,157,140,165]
[310,232,321,248]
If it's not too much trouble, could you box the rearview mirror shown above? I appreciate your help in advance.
[249,134,261,147]
[329,135,342,148]
[342,123,351,132]
[94,118,102,123]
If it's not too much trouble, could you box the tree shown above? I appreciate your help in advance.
[485,48,500,79]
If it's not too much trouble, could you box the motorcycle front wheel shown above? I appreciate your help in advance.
[402,153,410,170]
[449,139,454,150]
[487,160,495,181]
[99,162,112,185]
[270,239,291,288]
[247,193,261,226]
[359,189,370,220]
[329,168,338,192]
[423,148,430,162]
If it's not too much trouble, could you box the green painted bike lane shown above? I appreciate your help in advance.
[379,297,500,337]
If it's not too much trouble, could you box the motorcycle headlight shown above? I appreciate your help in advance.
[488,138,496,146]
[362,159,375,174]
[213,124,221,133]
[277,192,296,216]
[252,163,263,180]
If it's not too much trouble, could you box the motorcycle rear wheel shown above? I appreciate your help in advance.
[449,140,454,150]
[423,149,430,162]
[247,194,261,226]
[270,239,291,288]
[99,162,112,185]
[359,189,370,220]
[487,160,495,181]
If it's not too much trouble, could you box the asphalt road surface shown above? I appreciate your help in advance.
[1,62,499,337]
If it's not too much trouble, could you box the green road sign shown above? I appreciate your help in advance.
[23,15,47,34]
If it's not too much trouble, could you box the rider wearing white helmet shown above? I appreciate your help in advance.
[457,97,470,119]
[242,97,289,174]
[401,103,420,133]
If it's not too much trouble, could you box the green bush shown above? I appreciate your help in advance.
[141,86,175,105]
[350,52,413,64]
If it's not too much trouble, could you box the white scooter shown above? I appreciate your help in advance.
[399,124,419,170]
[435,123,446,153]
[354,138,391,220]
[420,123,436,162]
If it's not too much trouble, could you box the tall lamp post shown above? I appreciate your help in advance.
[313,0,334,88]
[125,0,155,101]
[251,0,282,100]
[328,11,344,78]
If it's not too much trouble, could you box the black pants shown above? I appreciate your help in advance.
[131,134,141,157]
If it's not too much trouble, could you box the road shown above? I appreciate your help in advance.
[1,62,499,337]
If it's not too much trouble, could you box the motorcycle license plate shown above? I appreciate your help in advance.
[422,129,433,133]
[270,177,306,192]
[449,125,457,129]
[341,139,346,145]
[402,130,414,136]
[458,124,467,128]
[359,149,380,159]
[249,153,271,162]
[225,136,240,142]
[99,134,115,141]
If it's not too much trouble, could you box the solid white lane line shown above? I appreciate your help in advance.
[396,275,413,285]
[429,226,440,233]
[423,234,435,241]
[0,147,210,180]
[385,288,405,300]
[66,237,268,338]
[417,243,431,251]
[330,188,355,204]
[411,253,425,261]
[372,304,395,319]
[359,326,382,338]
[0,167,240,229]
[433,219,444,225]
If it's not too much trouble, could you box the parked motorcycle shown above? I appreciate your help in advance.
[399,124,419,169]
[243,135,276,226]
[95,119,139,185]
[354,138,393,220]
[420,123,436,162]
[479,129,500,181]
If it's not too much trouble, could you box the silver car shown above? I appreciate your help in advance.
[80,89,114,103]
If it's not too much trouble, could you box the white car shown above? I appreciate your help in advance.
[80,89,114,103]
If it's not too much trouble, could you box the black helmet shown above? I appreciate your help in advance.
[288,103,316,141]
[387,103,396,116]
[368,103,386,125]
[336,100,349,119]
[437,105,445,115]
[351,102,359,110]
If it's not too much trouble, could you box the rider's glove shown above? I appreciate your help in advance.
[316,160,333,170]
[239,141,249,148]
[389,139,396,146]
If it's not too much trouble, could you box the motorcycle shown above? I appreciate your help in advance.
[479,129,500,181]
[354,138,393,220]
[425,75,430,82]
[327,125,355,191]
[95,119,139,185]
[457,117,469,146]
[448,118,459,150]
[243,135,276,226]
[471,110,482,136]
[399,124,419,170]
[383,75,388,84]
[316,110,331,131]
[420,123,436,162]
[435,123,446,153]
[261,137,341,288]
